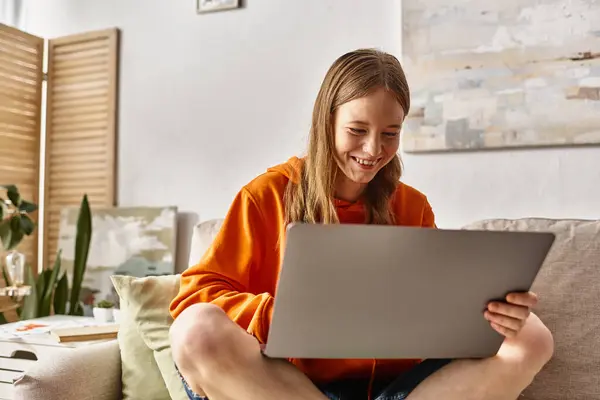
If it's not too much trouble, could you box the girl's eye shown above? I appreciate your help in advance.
[348,128,367,134]
[383,131,399,137]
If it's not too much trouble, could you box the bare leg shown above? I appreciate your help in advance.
[170,303,328,400]
[407,312,554,400]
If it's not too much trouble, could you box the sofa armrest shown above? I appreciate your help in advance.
[13,340,121,400]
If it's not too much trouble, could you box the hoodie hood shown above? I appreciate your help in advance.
[267,156,304,183]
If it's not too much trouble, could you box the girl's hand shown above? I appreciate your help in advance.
[484,291,538,338]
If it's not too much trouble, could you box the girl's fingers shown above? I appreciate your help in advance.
[489,321,518,338]
[485,292,537,338]
[487,301,530,320]
[484,310,525,331]
[506,291,538,308]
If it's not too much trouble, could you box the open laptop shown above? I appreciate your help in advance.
[263,223,555,360]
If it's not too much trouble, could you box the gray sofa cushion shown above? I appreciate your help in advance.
[464,218,600,400]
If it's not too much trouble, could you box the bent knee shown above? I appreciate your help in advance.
[525,313,554,367]
[502,313,554,380]
[170,303,231,368]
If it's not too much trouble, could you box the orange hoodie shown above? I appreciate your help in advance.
[170,156,437,389]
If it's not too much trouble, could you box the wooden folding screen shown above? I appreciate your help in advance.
[43,28,119,267]
[0,24,44,273]
[0,24,118,323]
[0,24,118,271]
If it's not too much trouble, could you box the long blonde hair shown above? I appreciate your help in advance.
[284,49,410,226]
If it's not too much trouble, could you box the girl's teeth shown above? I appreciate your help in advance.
[354,157,376,166]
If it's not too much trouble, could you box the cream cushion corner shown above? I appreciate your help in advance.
[111,275,170,400]
[111,274,188,400]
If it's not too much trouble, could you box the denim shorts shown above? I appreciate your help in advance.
[178,358,452,400]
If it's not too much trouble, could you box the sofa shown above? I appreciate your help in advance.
[12,217,600,400]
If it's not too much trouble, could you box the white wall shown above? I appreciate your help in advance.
[22,0,600,239]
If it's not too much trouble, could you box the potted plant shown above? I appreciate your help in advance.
[0,185,38,288]
[93,299,114,323]
[0,186,93,324]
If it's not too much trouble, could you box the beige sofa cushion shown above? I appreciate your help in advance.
[464,218,600,400]
[111,274,188,400]
[112,276,171,399]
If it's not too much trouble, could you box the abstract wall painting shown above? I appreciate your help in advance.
[401,0,600,153]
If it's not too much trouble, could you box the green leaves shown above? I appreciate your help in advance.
[0,191,91,324]
[71,301,84,316]
[39,250,62,317]
[19,201,37,213]
[1,185,20,207]
[69,194,91,316]
[19,266,38,320]
[96,300,114,309]
[13,251,67,321]
[8,216,23,250]
[0,185,38,251]
[20,215,35,235]
[53,273,68,315]
[35,269,51,309]
[0,215,25,251]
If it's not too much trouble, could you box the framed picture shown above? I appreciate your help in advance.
[401,0,600,153]
[57,205,178,313]
[197,0,240,13]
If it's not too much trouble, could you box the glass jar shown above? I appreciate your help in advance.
[5,250,25,287]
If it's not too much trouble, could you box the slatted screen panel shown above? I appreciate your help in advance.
[43,28,119,267]
[0,24,44,321]
[0,25,43,267]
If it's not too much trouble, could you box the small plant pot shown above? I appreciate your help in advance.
[93,307,114,323]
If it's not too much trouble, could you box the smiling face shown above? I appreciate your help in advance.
[287,49,410,225]
[333,86,405,201]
